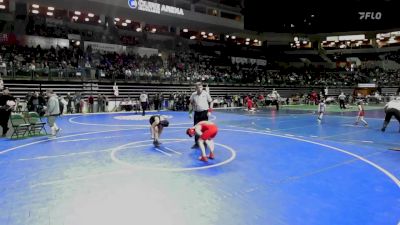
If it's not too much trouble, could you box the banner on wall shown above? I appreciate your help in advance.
[84,41,126,54]
[0,33,17,45]
[231,57,267,66]
[358,83,376,88]
[126,46,159,57]
[18,35,69,49]
[68,34,81,40]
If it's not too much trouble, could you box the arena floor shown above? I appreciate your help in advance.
[0,106,399,225]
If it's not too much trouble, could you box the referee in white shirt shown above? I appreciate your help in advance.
[189,82,214,148]
[140,91,148,116]
[381,97,400,132]
[338,92,346,109]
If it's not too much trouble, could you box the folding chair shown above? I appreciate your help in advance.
[27,112,47,135]
[10,114,31,139]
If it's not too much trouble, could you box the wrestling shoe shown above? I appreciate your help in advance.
[208,152,215,160]
[199,156,208,162]
[153,140,160,147]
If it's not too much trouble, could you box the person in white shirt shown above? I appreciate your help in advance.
[270,89,280,110]
[381,97,400,132]
[338,92,346,109]
[125,69,132,79]
[374,92,381,104]
[0,58,6,77]
[317,100,326,124]
[139,91,148,116]
[45,89,61,137]
[189,82,214,148]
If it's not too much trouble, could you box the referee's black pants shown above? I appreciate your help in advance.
[383,108,400,130]
[273,100,279,110]
[194,110,208,144]
[0,111,11,136]
[339,100,345,109]
[141,102,147,116]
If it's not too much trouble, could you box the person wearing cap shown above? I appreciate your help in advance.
[149,115,169,147]
[189,82,214,148]
[186,121,218,162]
[381,97,400,132]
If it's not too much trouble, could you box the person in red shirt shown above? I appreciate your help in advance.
[247,98,253,110]
[186,121,218,162]
[310,91,318,105]
[244,95,249,106]
[88,95,94,113]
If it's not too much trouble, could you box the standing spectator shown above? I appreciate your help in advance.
[28,91,46,116]
[88,95,94,113]
[0,57,6,77]
[310,91,318,105]
[97,94,104,112]
[374,92,381,104]
[189,82,214,148]
[29,60,36,78]
[225,94,231,107]
[45,89,61,137]
[348,95,354,105]
[66,93,74,114]
[324,86,329,99]
[125,68,132,79]
[104,94,109,112]
[0,88,15,137]
[338,92,346,109]
[154,92,160,111]
[59,96,67,115]
[80,98,85,113]
[159,92,164,110]
[28,92,39,112]
[381,97,400,132]
[74,92,82,113]
[139,91,148,116]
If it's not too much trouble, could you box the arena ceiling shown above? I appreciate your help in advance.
[243,0,400,33]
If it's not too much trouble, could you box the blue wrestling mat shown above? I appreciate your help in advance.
[0,107,399,225]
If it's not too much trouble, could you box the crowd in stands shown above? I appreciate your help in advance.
[2,41,400,86]
[384,50,400,64]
